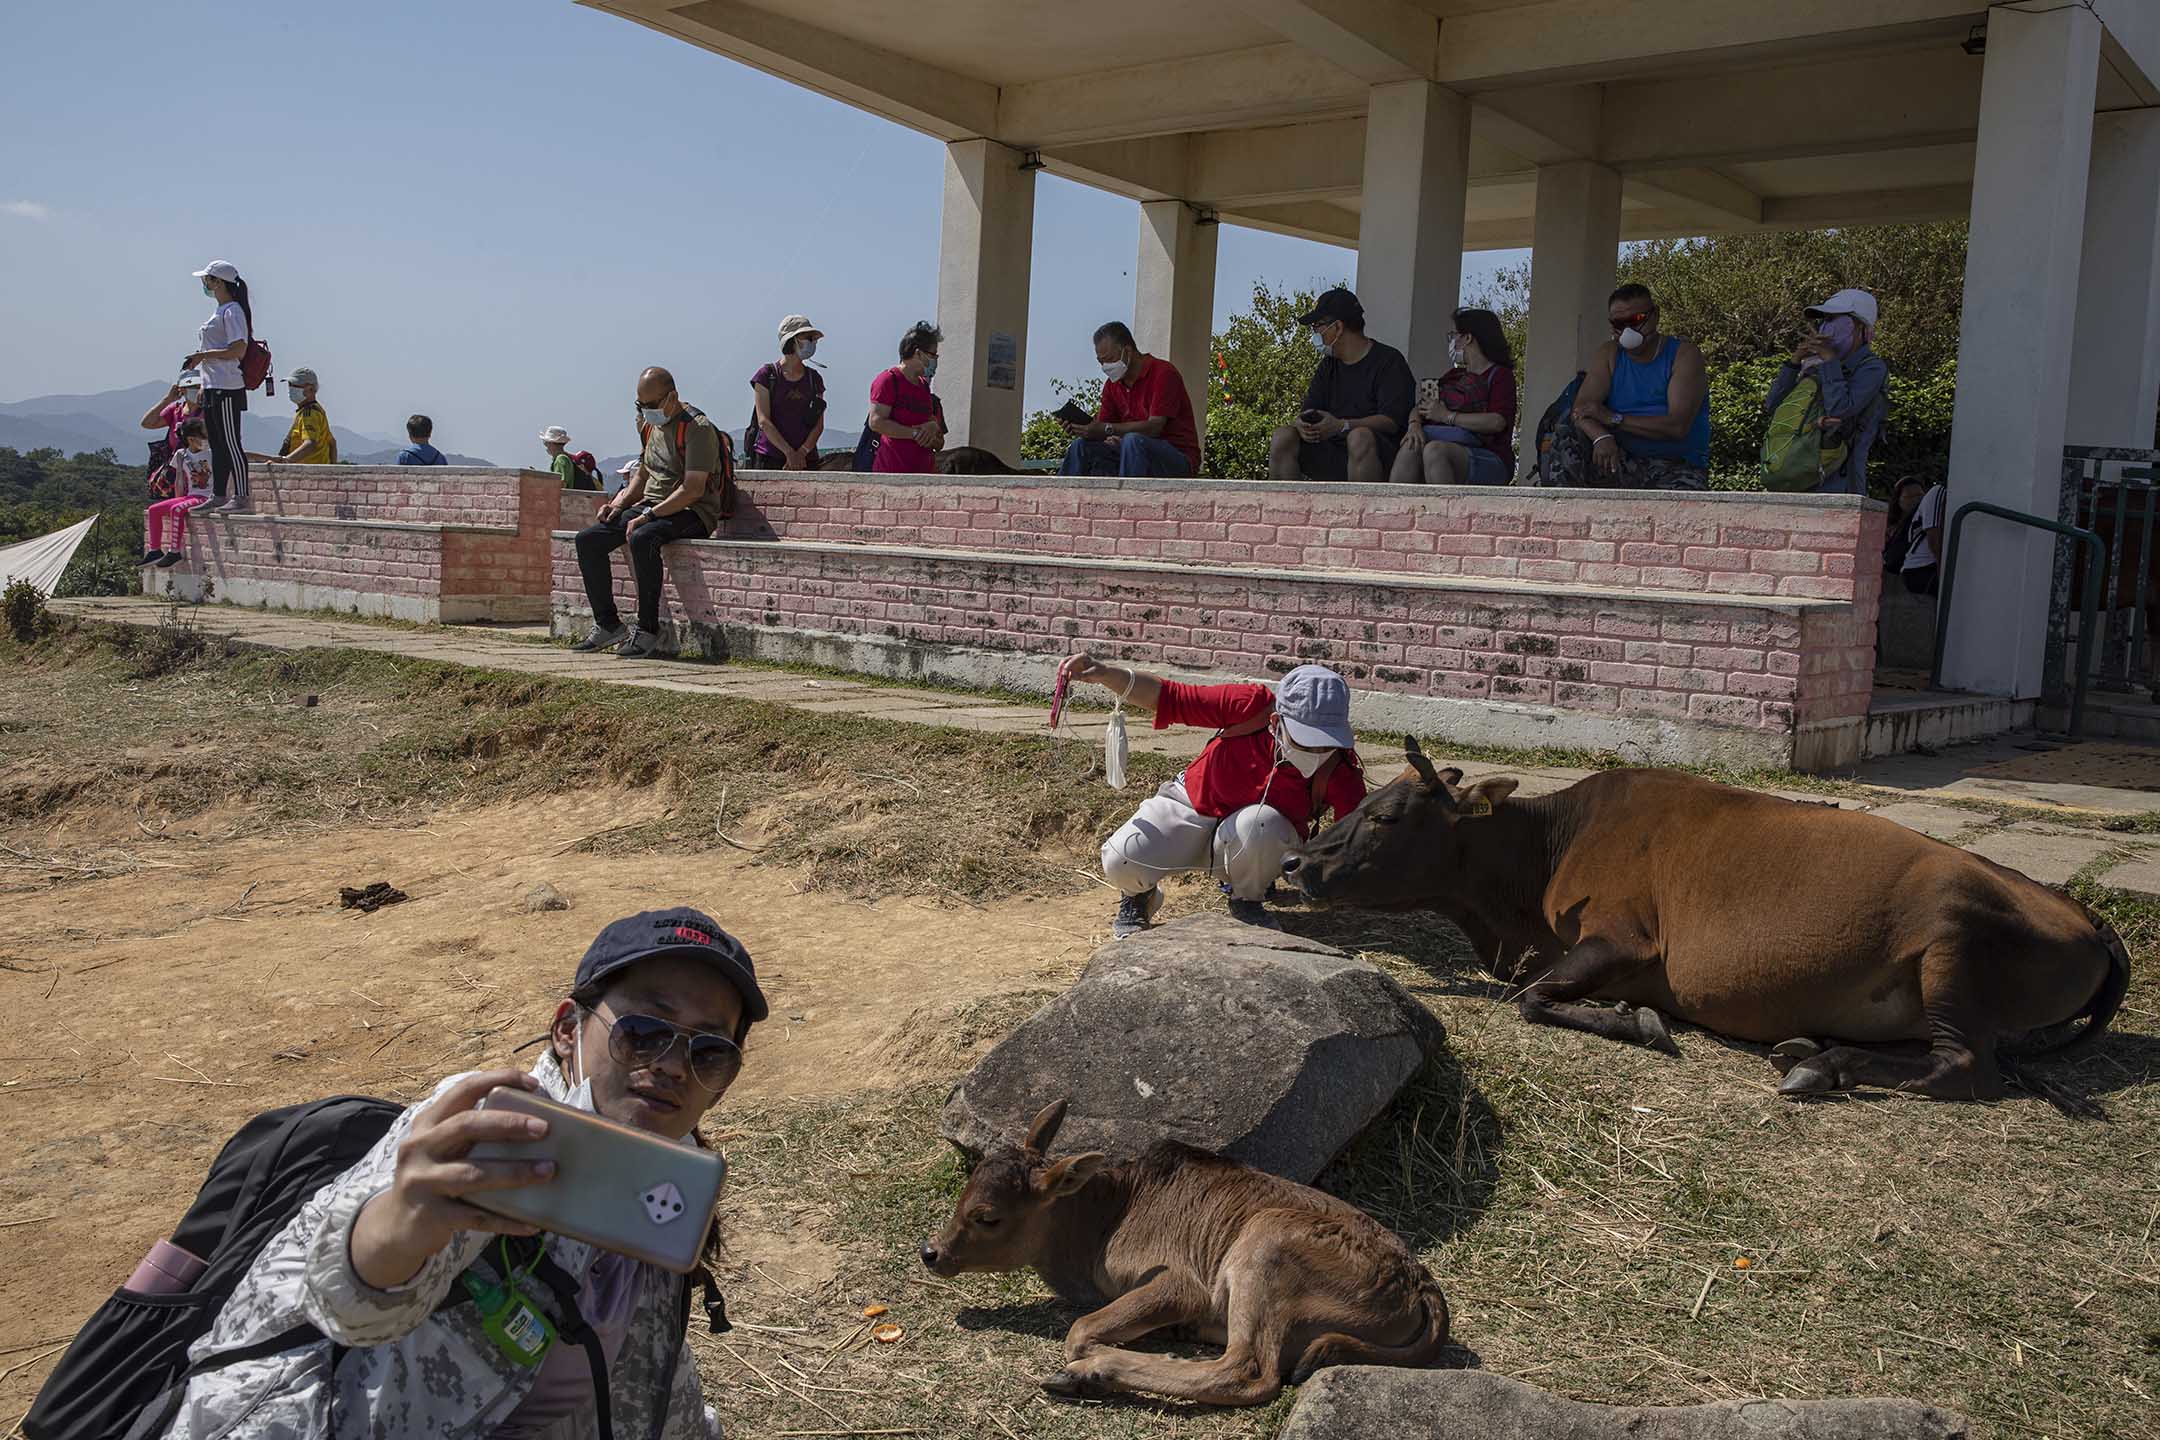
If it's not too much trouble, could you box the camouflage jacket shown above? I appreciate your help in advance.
[161,1051,720,1440]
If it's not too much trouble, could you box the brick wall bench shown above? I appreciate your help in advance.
[554,478,1885,772]
[148,466,561,624]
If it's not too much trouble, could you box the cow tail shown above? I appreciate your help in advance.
[2007,903,2132,1062]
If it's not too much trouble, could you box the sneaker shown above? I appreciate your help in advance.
[141,551,166,565]
[570,622,629,653]
[1226,897,1279,930]
[614,627,660,659]
[154,553,183,569]
[1112,887,1163,939]
[207,497,239,513]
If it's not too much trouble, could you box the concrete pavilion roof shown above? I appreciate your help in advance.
[584,0,2160,250]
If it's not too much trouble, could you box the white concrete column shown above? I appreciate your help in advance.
[1519,160,1622,480]
[2067,108,2160,449]
[1938,2,2103,698]
[1134,200,1221,453]
[1355,80,1470,379]
[935,139,1036,461]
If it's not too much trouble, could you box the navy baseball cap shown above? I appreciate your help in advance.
[572,908,769,1025]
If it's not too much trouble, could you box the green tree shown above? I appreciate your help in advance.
[0,446,146,596]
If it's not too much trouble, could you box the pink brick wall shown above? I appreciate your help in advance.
[556,540,1840,736]
[183,519,446,599]
[246,465,556,532]
[627,480,1880,603]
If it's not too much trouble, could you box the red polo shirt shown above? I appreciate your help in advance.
[1155,681,1365,834]
[1098,356,1200,471]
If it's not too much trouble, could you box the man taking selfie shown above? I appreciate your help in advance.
[161,908,765,1438]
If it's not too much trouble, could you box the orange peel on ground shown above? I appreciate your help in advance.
[872,1323,905,1344]
[1733,1256,1753,1270]
[861,1304,889,1318]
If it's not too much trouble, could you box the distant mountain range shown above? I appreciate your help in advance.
[0,381,494,466]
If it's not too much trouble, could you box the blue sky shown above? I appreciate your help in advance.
[0,0,1517,465]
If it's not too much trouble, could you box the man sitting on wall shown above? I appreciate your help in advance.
[1545,284,1711,490]
[1059,322,1201,478]
[1269,288,1415,484]
[571,366,729,660]
[1057,654,1365,937]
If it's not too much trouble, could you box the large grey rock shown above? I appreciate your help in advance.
[939,914,1445,1182]
[1279,1369,1969,1440]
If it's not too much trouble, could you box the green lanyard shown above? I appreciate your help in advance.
[459,1238,557,1367]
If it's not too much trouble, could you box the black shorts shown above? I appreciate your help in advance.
[1297,432,1399,482]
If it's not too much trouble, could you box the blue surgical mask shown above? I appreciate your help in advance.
[639,404,668,427]
[796,338,817,361]
[921,359,938,380]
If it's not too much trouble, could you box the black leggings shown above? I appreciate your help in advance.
[203,388,249,500]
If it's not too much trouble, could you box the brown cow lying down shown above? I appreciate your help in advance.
[920,1100,1451,1406]
[1281,739,2130,1103]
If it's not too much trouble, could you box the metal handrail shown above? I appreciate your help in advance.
[1930,500,2103,739]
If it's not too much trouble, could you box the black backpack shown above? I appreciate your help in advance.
[27,1096,728,1440]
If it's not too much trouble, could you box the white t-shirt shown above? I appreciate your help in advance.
[1903,484,1946,570]
[197,301,248,390]
[174,447,213,499]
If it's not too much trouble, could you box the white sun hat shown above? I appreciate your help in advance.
[538,425,572,446]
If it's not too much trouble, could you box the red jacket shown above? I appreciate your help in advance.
[1155,681,1365,834]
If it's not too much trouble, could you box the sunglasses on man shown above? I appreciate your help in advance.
[1609,311,1651,333]
[588,1004,744,1090]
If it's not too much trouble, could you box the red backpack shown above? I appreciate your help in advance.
[240,309,274,396]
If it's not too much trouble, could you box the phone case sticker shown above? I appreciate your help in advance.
[643,1181,687,1225]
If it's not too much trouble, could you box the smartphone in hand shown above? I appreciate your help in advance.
[467,1088,727,1273]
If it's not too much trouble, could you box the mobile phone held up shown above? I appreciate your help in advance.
[467,1087,726,1273]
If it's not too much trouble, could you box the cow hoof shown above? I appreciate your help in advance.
[1039,1369,1097,1401]
[1634,1006,1679,1056]
[1778,1057,1841,1097]
[1769,1037,1823,1076]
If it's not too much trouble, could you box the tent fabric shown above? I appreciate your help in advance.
[0,513,98,595]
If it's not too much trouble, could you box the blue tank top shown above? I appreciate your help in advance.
[1609,338,1710,468]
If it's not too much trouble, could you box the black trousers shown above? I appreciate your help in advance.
[203,388,249,500]
[574,504,711,633]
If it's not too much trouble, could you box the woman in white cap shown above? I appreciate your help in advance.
[1763,288,1888,495]
[1056,654,1366,936]
[181,261,253,509]
[748,315,827,471]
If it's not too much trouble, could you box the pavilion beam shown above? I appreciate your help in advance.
[1432,0,1984,89]
[1222,201,1361,248]
[592,0,997,140]
[997,45,1364,148]
[1623,168,1763,226]
[1226,0,1438,84]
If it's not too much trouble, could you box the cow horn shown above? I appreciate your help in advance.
[1403,734,1442,788]
[1023,1099,1069,1158]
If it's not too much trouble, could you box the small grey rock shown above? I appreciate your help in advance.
[940,914,1445,1182]
[522,882,570,914]
[1277,1368,1970,1440]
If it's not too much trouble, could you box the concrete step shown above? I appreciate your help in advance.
[1861,687,2034,759]
[2037,691,2160,742]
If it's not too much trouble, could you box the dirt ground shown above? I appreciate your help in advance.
[0,788,1110,1412]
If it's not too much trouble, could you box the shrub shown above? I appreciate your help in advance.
[4,577,47,643]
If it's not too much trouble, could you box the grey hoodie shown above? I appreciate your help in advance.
[160,1049,721,1439]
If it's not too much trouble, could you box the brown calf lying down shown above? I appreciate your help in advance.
[920,1100,1451,1406]
[1282,741,2130,1103]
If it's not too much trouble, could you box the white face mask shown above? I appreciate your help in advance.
[564,1015,596,1112]
[1617,326,1646,352]
[795,338,817,361]
[1448,335,1465,366]
[1278,728,1330,778]
[639,404,669,427]
[1311,328,1333,354]
[1101,357,1128,383]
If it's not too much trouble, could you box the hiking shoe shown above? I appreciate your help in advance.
[1227,897,1279,930]
[614,627,660,659]
[571,622,628,652]
[1112,887,1163,939]
[154,553,183,568]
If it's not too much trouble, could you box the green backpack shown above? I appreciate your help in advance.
[1759,375,1848,492]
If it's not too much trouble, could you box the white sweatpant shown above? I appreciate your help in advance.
[1100,779,1302,902]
